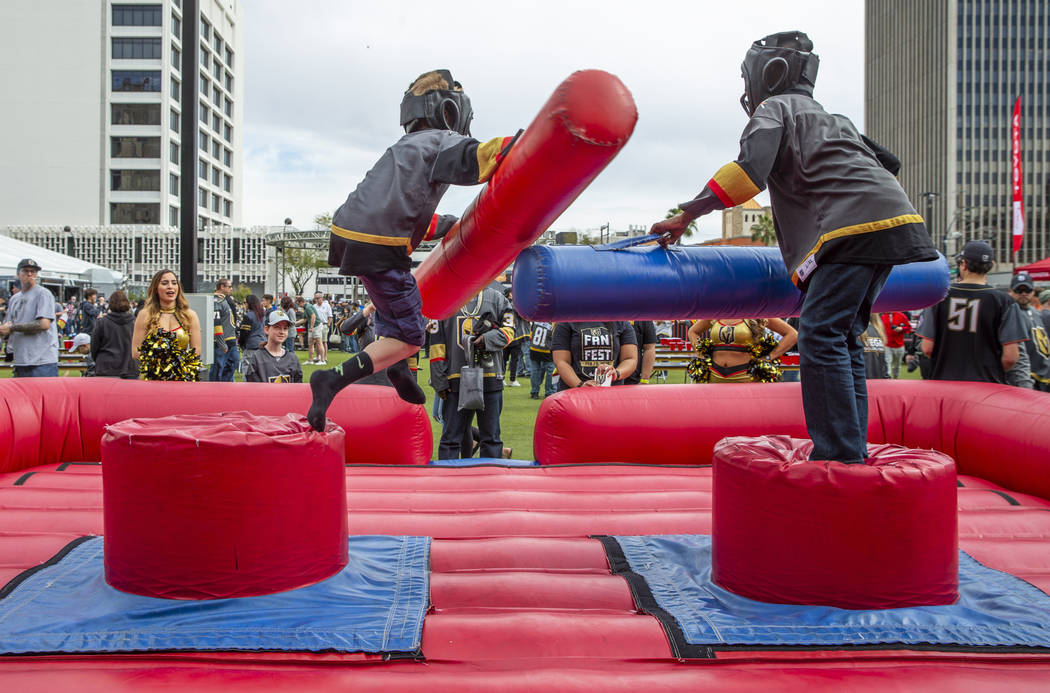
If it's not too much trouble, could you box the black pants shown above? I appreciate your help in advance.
[438,388,504,459]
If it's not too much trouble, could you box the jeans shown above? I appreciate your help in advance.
[884,346,905,379]
[13,362,59,377]
[438,388,504,459]
[343,334,358,353]
[530,355,554,396]
[798,263,891,464]
[210,341,240,381]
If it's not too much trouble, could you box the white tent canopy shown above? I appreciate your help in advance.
[0,234,123,286]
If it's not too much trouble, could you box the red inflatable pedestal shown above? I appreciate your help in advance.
[102,412,348,600]
[712,436,958,609]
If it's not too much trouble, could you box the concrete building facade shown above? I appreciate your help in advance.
[865,0,1048,266]
[0,1,255,290]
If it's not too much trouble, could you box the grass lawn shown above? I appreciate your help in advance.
[3,345,928,461]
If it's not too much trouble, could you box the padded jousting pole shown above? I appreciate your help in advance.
[415,70,638,319]
[512,244,950,321]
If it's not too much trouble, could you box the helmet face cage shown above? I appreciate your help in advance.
[400,70,474,136]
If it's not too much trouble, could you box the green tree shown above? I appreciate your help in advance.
[284,247,328,297]
[665,207,698,240]
[231,283,252,304]
[750,213,777,246]
[314,212,333,229]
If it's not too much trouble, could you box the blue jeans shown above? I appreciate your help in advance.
[530,355,554,396]
[798,263,891,463]
[439,388,504,459]
[13,363,59,377]
[210,341,240,382]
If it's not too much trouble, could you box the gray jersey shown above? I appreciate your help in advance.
[243,347,302,384]
[6,285,59,366]
[428,288,514,393]
[1019,305,1050,386]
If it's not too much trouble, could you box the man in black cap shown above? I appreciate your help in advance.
[0,259,60,377]
[917,241,1027,384]
[1008,271,1050,391]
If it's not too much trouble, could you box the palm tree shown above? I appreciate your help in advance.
[750,213,777,246]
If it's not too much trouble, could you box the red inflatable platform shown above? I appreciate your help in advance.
[2,378,1050,691]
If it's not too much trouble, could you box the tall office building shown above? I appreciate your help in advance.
[865,0,1048,266]
[0,1,264,291]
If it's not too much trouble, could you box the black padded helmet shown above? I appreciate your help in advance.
[740,31,820,116]
[399,69,474,136]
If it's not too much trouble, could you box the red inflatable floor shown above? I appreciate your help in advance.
[3,462,1050,691]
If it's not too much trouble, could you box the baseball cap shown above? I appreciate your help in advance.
[70,333,91,352]
[957,240,993,264]
[1040,290,1050,304]
[16,258,41,271]
[267,309,293,326]
[1011,272,1034,291]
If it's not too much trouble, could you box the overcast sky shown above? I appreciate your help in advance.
[242,0,864,242]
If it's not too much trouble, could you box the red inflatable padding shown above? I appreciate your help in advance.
[102,412,348,599]
[0,378,432,473]
[415,69,637,319]
[712,435,958,609]
[531,381,1050,502]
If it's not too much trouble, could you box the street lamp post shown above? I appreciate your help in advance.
[919,192,940,244]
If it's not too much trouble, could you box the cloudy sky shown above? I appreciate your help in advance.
[242,1,864,242]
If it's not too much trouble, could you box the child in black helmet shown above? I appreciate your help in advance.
[652,31,938,464]
[307,69,519,431]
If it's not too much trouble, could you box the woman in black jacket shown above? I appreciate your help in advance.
[238,294,266,351]
[91,290,139,378]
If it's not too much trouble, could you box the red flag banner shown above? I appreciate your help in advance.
[1012,97,1025,254]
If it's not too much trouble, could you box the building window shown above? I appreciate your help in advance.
[224,97,232,117]
[200,47,209,71]
[199,103,209,122]
[223,123,231,142]
[199,160,208,178]
[198,215,207,231]
[212,140,221,159]
[112,70,161,92]
[169,173,179,195]
[110,202,161,224]
[223,173,231,192]
[225,47,233,67]
[111,103,160,125]
[169,206,179,226]
[169,108,179,132]
[170,76,180,102]
[223,199,231,218]
[112,4,162,27]
[111,169,160,191]
[112,37,162,59]
[111,136,161,158]
[170,46,180,70]
[171,12,181,37]
[212,85,221,103]
[211,167,220,186]
[199,130,208,151]
[199,72,208,95]
[213,34,222,54]
[212,113,221,132]
[212,193,220,213]
[223,148,231,166]
[212,59,221,80]
[199,187,207,206]
[170,141,179,161]
[224,72,232,92]
[201,19,211,41]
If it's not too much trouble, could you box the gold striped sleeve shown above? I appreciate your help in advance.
[429,343,447,360]
[476,136,513,182]
[708,162,762,207]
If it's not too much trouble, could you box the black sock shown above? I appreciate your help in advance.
[386,358,426,405]
[307,351,374,431]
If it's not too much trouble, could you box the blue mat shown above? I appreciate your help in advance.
[427,457,539,467]
[0,535,430,654]
[609,535,1050,649]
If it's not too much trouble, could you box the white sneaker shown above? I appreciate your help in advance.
[306,359,318,365]
[508,380,521,387]
[320,360,327,365]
